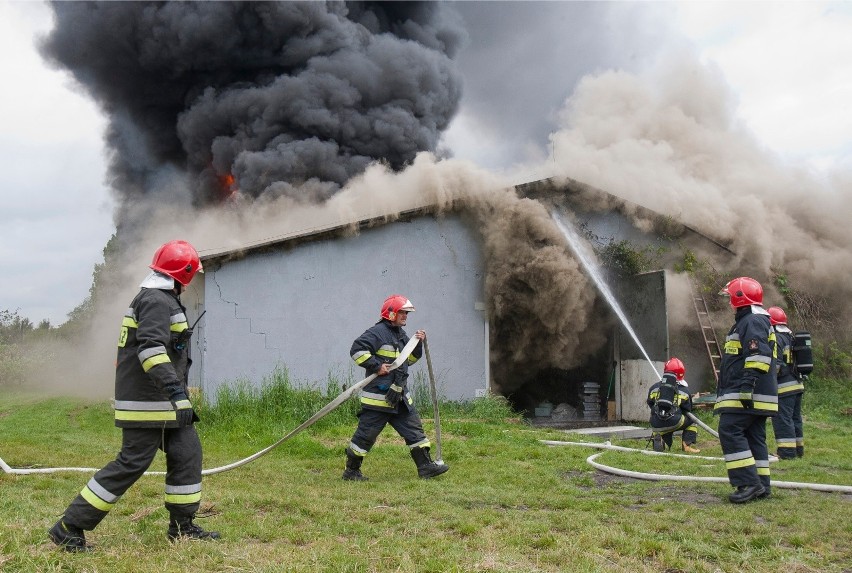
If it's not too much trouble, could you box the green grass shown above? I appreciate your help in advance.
[2,375,851,573]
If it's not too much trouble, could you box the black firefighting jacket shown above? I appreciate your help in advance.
[113,287,192,428]
[773,325,805,396]
[714,305,778,416]
[646,374,693,432]
[350,319,422,413]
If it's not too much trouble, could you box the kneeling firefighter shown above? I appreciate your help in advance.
[343,295,449,481]
[647,357,701,453]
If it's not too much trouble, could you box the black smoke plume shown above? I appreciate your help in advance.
[39,1,464,221]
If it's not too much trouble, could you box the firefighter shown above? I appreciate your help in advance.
[715,277,778,503]
[342,294,449,481]
[767,306,805,459]
[647,357,701,453]
[49,240,219,552]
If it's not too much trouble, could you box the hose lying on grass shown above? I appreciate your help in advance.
[542,439,852,494]
[1,337,423,476]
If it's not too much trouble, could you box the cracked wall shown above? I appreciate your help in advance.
[191,213,488,402]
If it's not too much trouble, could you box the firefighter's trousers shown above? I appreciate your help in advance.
[348,404,428,456]
[656,416,698,448]
[771,393,803,459]
[718,412,771,492]
[62,426,202,530]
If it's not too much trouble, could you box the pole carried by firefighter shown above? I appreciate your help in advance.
[424,339,445,464]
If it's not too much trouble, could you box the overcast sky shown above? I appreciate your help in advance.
[2,1,850,326]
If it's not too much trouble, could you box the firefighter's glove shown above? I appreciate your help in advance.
[385,384,403,407]
[171,392,196,427]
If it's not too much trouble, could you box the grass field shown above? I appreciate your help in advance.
[1,374,851,573]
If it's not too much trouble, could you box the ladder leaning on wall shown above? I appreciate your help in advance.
[691,281,723,384]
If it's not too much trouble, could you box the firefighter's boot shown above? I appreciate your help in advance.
[728,484,765,504]
[342,447,368,481]
[796,445,805,458]
[167,517,221,541]
[48,518,91,552]
[410,446,449,479]
[652,434,665,452]
[682,441,701,454]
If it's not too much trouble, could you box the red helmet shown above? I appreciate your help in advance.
[719,277,763,308]
[380,294,415,321]
[663,357,685,381]
[150,240,202,286]
[767,306,788,326]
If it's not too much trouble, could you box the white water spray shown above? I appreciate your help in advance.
[551,211,660,378]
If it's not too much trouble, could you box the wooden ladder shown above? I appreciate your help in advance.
[691,282,723,384]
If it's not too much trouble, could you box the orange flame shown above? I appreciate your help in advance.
[217,173,237,199]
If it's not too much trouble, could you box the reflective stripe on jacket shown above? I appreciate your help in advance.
[114,287,191,428]
[350,320,422,413]
[715,305,778,416]
[773,325,805,395]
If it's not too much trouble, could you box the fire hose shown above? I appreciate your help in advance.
[2,336,432,476]
[541,439,852,493]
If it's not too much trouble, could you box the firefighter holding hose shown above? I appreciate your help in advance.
[49,240,219,551]
[646,357,701,453]
[342,294,449,481]
[715,277,778,503]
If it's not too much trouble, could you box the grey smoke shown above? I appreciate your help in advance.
[39,1,465,218]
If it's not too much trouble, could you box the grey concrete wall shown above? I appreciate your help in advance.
[196,214,488,402]
[617,270,668,362]
[618,359,665,422]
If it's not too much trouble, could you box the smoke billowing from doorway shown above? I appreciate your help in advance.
[39,2,464,221]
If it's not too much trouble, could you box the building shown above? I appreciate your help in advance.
[182,177,730,422]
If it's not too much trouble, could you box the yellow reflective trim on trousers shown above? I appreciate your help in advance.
[81,486,115,512]
[361,397,392,408]
[744,360,770,372]
[756,466,770,476]
[714,400,777,412]
[725,457,755,470]
[142,354,171,372]
[165,492,202,505]
[115,410,178,422]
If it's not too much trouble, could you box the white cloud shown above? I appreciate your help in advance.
[674,1,852,167]
[0,1,114,325]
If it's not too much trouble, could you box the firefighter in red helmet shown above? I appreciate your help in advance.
[715,277,778,503]
[646,357,701,453]
[49,240,218,552]
[767,306,805,459]
[342,295,449,480]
